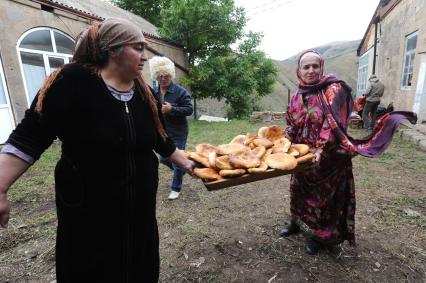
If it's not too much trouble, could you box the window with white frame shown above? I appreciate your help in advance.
[357,50,370,96]
[401,32,418,89]
[17,28,74,106]
[0,55,15,143]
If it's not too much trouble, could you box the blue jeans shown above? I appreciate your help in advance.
[160,138,186,192]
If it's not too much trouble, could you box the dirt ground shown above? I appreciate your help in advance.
[0,129,425,282]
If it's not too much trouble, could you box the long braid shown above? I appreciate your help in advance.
[35,67,64,113]
[136,75,168,140]
[35,22,102,113]
[87,22,101,68]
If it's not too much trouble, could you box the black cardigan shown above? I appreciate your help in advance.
[7,63,176,282]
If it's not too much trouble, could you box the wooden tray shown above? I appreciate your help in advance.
[203,161,314,191]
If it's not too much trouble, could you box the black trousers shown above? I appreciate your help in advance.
[362,101,380,129]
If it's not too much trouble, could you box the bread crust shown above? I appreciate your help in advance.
[229,150,261,169]
[219,168,246,177]
[247,162,268,173]
[291,144,310,156]
[252,138,274,148]
[216,143,247,155]
[265,152,297,170]
[194,168,222,181]
[188,152,210,168]
[195,143,216,157]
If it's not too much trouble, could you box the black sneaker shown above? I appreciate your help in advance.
[305,239,320,255]
[279,220,300,237]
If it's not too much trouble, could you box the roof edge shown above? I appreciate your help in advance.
[356,0,402,56]
[357,6,380,56]
[29,0,183,48]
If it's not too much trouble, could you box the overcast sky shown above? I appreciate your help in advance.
[234,0,381,60]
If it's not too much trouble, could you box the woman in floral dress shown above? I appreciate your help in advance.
[280,50,417,254]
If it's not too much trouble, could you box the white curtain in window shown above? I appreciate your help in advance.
[18,28,74,107]
[22,63,46,104]
[0,108,14,143]
[0,76,6,105]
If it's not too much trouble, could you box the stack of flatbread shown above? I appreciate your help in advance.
[188,125,315,182]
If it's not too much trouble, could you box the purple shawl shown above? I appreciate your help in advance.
[296,50,417,158]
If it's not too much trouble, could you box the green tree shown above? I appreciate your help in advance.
[159,0,246,65]
[182,32,278,119]
[111,0,171,27]
[113,0,277,118]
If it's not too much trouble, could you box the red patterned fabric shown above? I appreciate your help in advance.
[285,82,355,245]
[354,96,366,112]
[284,50,416,245]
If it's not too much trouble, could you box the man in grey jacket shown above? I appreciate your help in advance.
[362,74,385,130]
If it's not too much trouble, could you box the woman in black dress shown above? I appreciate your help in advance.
[0,18,194,282]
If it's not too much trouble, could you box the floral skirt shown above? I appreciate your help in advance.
[290,154,355,245]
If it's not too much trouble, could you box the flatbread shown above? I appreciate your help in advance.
[188,152,210,168]
[264,125,284,142]
[244,133,257,146]
[216,143,247,155]
[291,144,310,156]
[272,147,288,154]
[229,150,261,169]
[296,153,315,164]
[261,148,273,162]
[208,152,218,169]
[252,138,274,148]
[194,168,222,181]
[265,152,297,170]
[247,162,268,173]
[257,126,269,138]
[273,137,292,153]
[230,135,246,145]
[219,168,246,177]
[252,146,266,159]
[215,155,234,170]
[287,147,300,157]
[195,143,216,158]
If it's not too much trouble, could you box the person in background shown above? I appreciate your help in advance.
[281,50,416,255]
[149,56,193,200]
[362,74,385,130]
[0,18,194,282]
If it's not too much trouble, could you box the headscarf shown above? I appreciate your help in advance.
[296,50,346,94]
[36,18,168,140]
[73,17,146,66]
[296,50,324,85]
[294,50,417,158]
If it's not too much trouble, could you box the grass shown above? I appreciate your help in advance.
[9,142,60,203]
[378,152,394,162]
[187,120,275,150]
[2,119,426,282]
[417,156,426,169]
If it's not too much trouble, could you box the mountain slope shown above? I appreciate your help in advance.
[259,40,360,112]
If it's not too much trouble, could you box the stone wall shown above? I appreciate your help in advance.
[377,0,426,112]
[249,111,285,123]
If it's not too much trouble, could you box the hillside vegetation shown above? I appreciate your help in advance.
[262,40,360,111]
[196,40,361,116]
